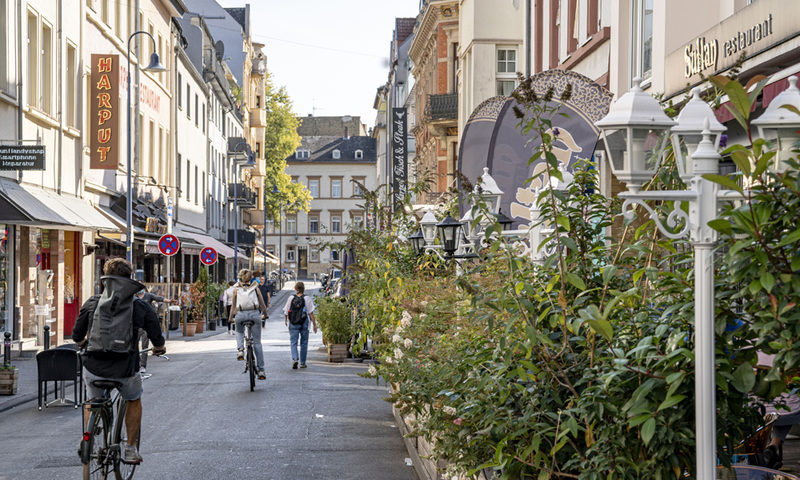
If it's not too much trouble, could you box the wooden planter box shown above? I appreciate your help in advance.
[0,368,19,395]
[327,343,348,362]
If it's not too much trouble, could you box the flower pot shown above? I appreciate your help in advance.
[194,321,204,334]
[327,343,348,363]
[0,367,19,395]
[184,322,197,337]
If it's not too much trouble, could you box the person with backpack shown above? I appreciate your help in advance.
[227,269,269,380]
[283,281,317,369]
[222,281,236,334]
[72,258,166,465]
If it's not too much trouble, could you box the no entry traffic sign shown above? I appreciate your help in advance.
[158,234,180,256]
[200,247,218,266]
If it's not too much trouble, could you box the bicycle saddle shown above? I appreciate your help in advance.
[240,320,256,326]
[91,379,123,390]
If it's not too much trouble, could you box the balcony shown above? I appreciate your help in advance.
[228,229,256,246]
[244,208,266,226]
[249,106,266,127]
[424,93,458,122]
[251,58,266,76]
[228,183,257,208]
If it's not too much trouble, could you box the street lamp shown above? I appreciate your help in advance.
[126,32,167,264]
[229,142,254,274]
[595,79,722,480]
[751,76,800,171]
[436,215,462,257]
[409,229,425,255]
[670,88,726,183]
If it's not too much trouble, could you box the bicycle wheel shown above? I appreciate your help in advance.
[82,411,111,480]
[247,344,256,391]
[113,400,140,480]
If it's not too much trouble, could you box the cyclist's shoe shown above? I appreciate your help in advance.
[300,363,307,369]
[121,443,142,464]
[257,369,266,380]
[292,360,298,369]
[236,348,244,361]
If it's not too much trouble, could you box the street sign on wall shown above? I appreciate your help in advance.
[391,108,408,212]
[0,145,46,170]
[158,234,180,256]
[90,54,120,169]
[200,247,218,266]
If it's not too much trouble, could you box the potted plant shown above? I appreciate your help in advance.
[187,281,206,335]
[316,297,352,362]
[205,281,225,331]
[0,360,18,395]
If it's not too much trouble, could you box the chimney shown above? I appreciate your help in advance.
[344,126,349,139]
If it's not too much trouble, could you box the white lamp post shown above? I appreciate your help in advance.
[596,80,723,480]
[751,75,800,171]
[671,88,727,183]
[419,209,439,247]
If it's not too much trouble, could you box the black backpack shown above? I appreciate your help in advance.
[87,275,144,353]
[288,295,307,325]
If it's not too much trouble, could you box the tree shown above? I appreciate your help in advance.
[262,71,311,220]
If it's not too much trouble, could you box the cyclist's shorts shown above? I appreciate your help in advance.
[83,368,143,401]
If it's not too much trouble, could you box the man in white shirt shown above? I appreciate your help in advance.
[223,281,236,334]
[283,282,317,369]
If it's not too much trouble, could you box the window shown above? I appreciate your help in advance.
[286,246,296,262]
[255,95,261,108]
[331,214,341,233]
[330,249,340,262]
[331,178,342,198]
[186,160,191,200]
[310,247,320,263]
[176,154,182,196]
[194,94,199,127]
[255,142,260,159]
[148,120,154,178]
[631,0,653,84]
[309,213,319,234]
[354,149,363,159]
[352,177,365,197]
[296,149,309,159]
[308,178,319,198]
[202,103,206,133]
[26,11,37,107]
[332,149,341,159]
[351,214,363,230]
[41,22,52,114]
[266,245,275,255]
[286,215,296,234]
[186,85,191,119]
[101,0,109,25]
[177,74,182,108]
[497,47,517,96]
[0,1,7,93]
[194,165,198,204]
[115,1,122,38]
[66,44,77,127]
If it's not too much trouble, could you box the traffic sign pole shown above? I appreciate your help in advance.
[166,197,173,339]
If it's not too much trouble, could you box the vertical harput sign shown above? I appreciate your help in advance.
[391,108,408,211]
[90,54,120,169]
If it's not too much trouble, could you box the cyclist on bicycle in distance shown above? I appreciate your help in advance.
[72,258,166,465]
[228,268,268,380]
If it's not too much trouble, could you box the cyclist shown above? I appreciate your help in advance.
[228,268,268,380]
[72,258,166,465]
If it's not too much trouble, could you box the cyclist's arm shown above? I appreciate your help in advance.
[138,300,165,348]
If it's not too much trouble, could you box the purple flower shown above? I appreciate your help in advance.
[552,128,560,137]
[719,134,728,149]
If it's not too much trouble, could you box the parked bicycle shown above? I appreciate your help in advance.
[241,319,257,391]
[79,349,165,480]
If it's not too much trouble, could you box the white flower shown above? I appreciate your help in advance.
[404,338,413,349]
[392,334,403,343]
[420,300,428,307]
[419,313,427,320]
[395,325,404,335]
[394,348,404,360]
[401,310,412,328]
[442,405,457,416]
[368,364,377,376]
[384,356,394,364]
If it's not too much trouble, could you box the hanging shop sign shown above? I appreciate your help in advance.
[664,0,800,98]
[90,54,120,169]
[158,234,180,256]
[200,247,218,266]
[391,108,408,212]
[0,145,45,170]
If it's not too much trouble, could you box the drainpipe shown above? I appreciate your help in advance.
[16,0,23,183]
[57,0,63,194]
[134,0,141,200]
[526,0,532,77]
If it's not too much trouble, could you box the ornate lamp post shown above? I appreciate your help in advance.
[751,76,800,171]
[126,32,166,264]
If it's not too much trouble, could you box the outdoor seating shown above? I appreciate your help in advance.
[35,346,83,410]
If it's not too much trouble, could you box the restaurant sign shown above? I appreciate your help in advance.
[90,54,120,169]
[665,0,800,98]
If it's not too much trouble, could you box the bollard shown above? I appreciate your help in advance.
[43,325,50,350]
[3,332,10,367]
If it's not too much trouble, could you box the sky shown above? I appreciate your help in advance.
[219,0,421,131]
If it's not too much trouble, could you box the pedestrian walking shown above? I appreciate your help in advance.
[223,281,235,334]
[283,281,317,369]
[135,288,174,375]
[257,273,271,325]
[228,269,269,379]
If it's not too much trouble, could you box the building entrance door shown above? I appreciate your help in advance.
[298,249,307,279]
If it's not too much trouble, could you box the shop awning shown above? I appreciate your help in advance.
[0,177,118,231]
[188,232,236,258]
[254,247,280,265]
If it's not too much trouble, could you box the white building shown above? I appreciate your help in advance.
[265,135,377,278]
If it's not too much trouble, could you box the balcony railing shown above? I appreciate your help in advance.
[249,106,266,127]
[228,229,256,246]
[424,93,458,122]
[228,183,257,208]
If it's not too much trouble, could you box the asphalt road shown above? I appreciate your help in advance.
[0,288,416,480]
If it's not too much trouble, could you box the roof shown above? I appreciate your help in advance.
[288,136,377,163]
[224,7,247,33]
[395,17,416,44]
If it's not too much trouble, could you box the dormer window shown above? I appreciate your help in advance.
[332,149,341,160]
[296,149,310,159]
[354,149,363,160]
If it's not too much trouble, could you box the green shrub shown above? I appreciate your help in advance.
[316,296,352,344]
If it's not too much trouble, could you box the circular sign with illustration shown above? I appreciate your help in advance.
[158,234,180,256]
[200,247,218,266]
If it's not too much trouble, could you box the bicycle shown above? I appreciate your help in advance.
[241,319,256,391]
[79,349,164,480]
